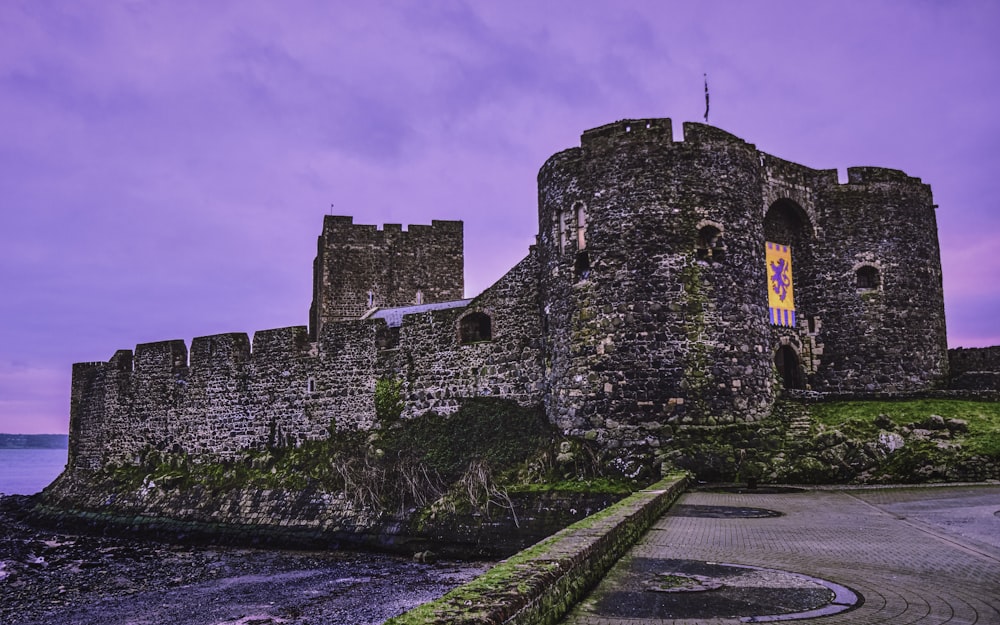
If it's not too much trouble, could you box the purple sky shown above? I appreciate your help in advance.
[2,1,999,434]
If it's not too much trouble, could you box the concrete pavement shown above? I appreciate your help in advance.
[560,484,1000,624]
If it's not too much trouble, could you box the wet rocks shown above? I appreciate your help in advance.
[0,495,487,625]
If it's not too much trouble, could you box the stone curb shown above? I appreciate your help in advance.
[385,475,688,625]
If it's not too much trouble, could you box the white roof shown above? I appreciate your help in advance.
[367,299,472,327]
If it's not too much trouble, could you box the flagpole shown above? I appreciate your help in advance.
[704,73,710,124]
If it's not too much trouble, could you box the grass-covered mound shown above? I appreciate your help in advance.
[809,399,1000,458]
[664,398,1000,484]
[805,398,1000,483]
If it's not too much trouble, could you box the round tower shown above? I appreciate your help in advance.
[537,119,777,456]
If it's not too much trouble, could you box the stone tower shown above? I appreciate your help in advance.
[537,120,777,446]
[536,119,948,450]
[309,215,464,337]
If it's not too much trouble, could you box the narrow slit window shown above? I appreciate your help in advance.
[559,210,569,254]
[574,251,591,280]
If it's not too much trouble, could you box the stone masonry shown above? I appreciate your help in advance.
[67,118,969,474]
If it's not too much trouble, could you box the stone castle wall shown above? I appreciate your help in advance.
[385,252,546,418]
[804,167,948,391]
[68,322,383,469]
[67,248,545,469]
[66,117,955,476]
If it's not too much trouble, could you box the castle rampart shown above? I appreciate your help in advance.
[65,117,953,478]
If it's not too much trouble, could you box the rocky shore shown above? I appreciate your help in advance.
[0,495,488,625]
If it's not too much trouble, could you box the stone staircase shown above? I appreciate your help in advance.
[786,414,814,444]
[773,401,814,445]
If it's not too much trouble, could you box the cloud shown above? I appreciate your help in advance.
[2,1,1000,433]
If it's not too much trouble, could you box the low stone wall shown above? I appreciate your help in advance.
[949,346,1000,375]
[947,347,1000,391]
[385,475,687,625]
[30,471,624,559]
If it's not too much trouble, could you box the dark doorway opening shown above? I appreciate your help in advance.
[774,346,804,389]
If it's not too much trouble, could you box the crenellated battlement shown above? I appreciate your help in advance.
[580,117,672,149]
[681,121,754,148]
[846,166,926,187]
[318,215,463,238]
[75,327,322,380]
[190,333,251,371]
[134,340,187,373]
[251,326,311,359]
[577,117,764,154]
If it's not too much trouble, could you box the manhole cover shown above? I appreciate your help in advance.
[587,558,861,621]
[671,505,782,519]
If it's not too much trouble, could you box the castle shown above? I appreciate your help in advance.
[67,118,954,474]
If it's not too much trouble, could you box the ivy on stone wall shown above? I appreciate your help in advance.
[375,377,405,423]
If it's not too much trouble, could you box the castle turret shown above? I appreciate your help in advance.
[536,118,948,455]
[804,167,948,390]
[309,216,464,337]
[537,119,777,451]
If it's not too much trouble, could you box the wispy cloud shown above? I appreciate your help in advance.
[1,1,998,432]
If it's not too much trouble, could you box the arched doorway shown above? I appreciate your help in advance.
[774,345,804,390]
[764,198,812,246]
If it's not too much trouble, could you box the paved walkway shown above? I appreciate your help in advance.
[560,484,1000,624]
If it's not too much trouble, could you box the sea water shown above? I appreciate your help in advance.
[0,448,67,495]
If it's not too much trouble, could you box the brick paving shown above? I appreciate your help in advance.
[561,484,1000,624]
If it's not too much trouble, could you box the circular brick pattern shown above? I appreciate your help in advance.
[589,558,858,620]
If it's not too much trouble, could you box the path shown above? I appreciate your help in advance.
[560,484,1000,624]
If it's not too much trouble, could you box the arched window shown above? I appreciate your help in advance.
[575,202,587,250]
[459,312,492,344]
[856,266,879,290]
[696,224,725,262]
